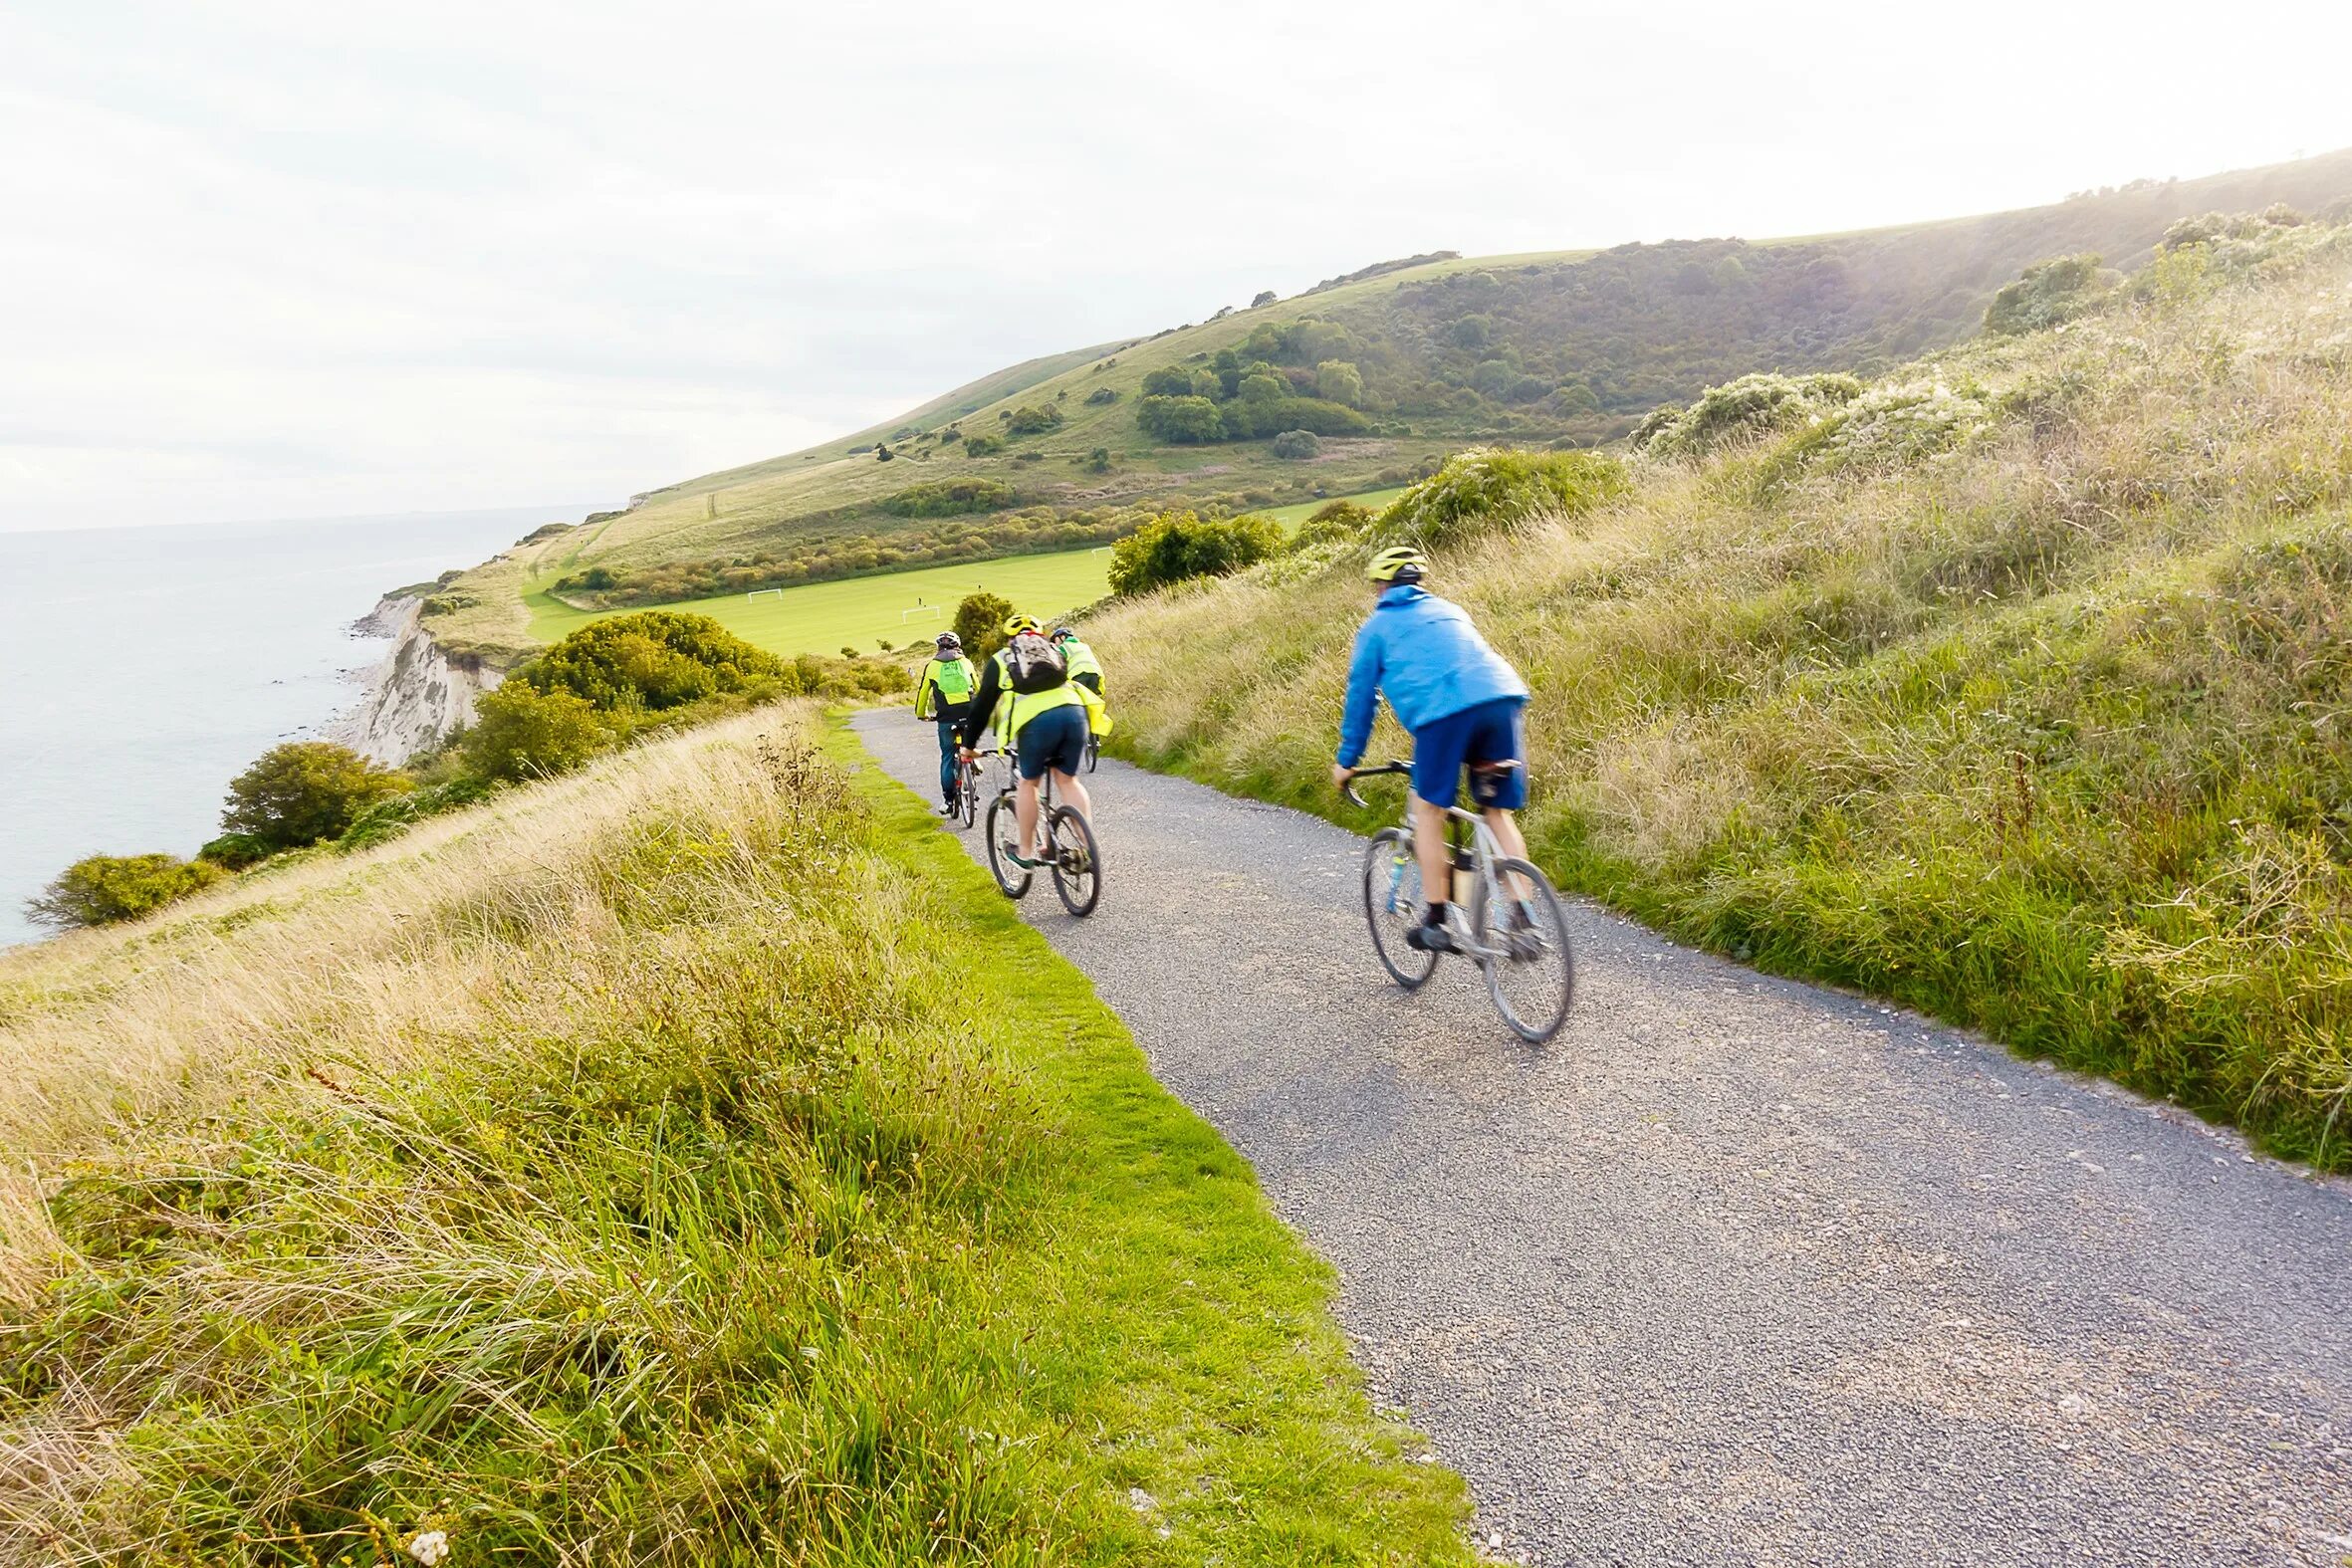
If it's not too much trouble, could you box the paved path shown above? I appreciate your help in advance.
[853,712,2352,1567]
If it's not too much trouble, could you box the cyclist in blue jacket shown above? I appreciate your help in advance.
[1331,545,1535,952]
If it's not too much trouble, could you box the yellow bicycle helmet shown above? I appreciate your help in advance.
[1366,545,1429,584]
[1002,612,1042,636]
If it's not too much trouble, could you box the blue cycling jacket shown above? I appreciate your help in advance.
[1336,584,1529,768]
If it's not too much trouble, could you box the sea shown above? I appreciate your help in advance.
[0,506,594,949]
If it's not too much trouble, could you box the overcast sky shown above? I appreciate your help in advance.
[3,1,2347,533]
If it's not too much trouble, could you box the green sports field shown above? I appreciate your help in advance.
[524,546,1114,655]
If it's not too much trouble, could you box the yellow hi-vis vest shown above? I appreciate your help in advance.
[992,647,1085,743]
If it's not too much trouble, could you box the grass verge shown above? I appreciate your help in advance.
[0,705,1468,1564]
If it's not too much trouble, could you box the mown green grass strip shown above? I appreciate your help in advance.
[824,711,1474,1564]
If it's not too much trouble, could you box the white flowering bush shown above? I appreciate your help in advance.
[1805,380,1998,473]
[1633,372,1864,459]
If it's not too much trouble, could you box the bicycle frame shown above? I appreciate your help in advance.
[1350,764,1525,964]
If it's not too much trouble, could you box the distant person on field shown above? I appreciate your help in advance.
[1330,545,1535,953]
[1052,624,1104,697]
[959,613,1093,864]
[915,631,979,814]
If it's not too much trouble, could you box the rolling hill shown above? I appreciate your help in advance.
[422,147,2352,665]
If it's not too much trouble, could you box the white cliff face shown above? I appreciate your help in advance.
[332,596,504,764]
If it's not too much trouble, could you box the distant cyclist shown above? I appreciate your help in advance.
[1052,624,1104,697]
[959,613,1094,867]
[914,631,979,815]
[1330,545,1534,953]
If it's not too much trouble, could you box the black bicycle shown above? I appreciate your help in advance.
[982,749,1101,917]
[950,751,983,830]
[1345,761,1573,1043]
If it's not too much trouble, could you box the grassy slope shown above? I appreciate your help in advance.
[0,707,1469,1563]
[524,545,1115,654]
[431,151,2352,667]
[1087,225,2352,1171]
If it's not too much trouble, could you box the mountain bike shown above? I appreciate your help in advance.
[1344,761,1573,1043]
[982,749,1102,917]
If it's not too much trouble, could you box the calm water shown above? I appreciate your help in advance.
[0,507,590,948]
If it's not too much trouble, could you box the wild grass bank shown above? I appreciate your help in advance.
[0,706,1469,1564]
[1090,218,2352,1171]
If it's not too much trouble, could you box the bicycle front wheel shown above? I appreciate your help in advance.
[1048,804,1101,917]
[1477,856,1574,1043]
[985,793,1031,899]
[1362,827,1437,991]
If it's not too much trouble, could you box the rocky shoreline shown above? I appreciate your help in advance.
[330,594,504,764]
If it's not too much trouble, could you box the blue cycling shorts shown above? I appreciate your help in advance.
[1015,703,1089,780]
[1412,696,1528,810]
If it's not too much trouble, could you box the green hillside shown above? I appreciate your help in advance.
[1088,209,2352,1171]
[432,149,2352,665]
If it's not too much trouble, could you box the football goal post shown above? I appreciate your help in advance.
[748,588,785,603]
[900,604,944,625]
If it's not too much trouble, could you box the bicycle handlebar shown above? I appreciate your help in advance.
[1340,760,1411,810]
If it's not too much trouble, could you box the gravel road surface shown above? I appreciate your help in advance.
[854,711,2352,1567]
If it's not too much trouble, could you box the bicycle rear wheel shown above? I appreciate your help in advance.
[985,794,1031,898]
[955,766,979,829]
[1083,734,1100,774]
[1362,827,1437,991]
[1476,856,1574,1043]
[1048,804,1101,917]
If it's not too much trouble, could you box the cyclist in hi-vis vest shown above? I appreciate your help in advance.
[1052,625,1103,697]
[914,631,979,814]
[958,612,1094,867]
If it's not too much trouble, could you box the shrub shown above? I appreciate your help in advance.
[1086,447,1112,473]
[1084,386,1119,405]
[1632,372,1864,458]
[955,591,1015,664]
[1984,254,2113,336]
[25,853,225,929]
[519,612,786,714]
[461,685,615,782]
[1374,448,1630,546]
[1136,394,1227,443]
[1215,396,1368,442]
[337,776,500,850]
[197,833,274,870]
[879,477,1018,517]
[875,444,895,462]
[1252,289,1278,307]
[1109,511,1284,595]
[1291,500,1371,552]
[1802,379,1998,473]
[963,433,1005,457]
[1271,429,1322,460]
[1006,404,1062,435]
[1141,365,1193,398]
[1316,359,1364,407]
[222,742,413,851]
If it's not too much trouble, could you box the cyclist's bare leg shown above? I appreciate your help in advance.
[1484,807,1535,901]
[1410,795,1453,919]
[1055,770,1092,821]
[1015,776,1043,856]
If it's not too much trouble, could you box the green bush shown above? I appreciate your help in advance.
[1006,404,1062,435]
[1108,512,1284,595]
[955,591,1014,664]
[963,433,1005,457]
[1984,254,2114,336]
[1315,359,1364,407]
[879,477,1019,517]
[196,833,274,871]
[1631,372,1864,458]
[1083,386,1119,405]
[461,685,615,783]
[519,612,786,714]
[1140,365,1193,398]
[1135,394,1227,443]
[222,742,413,852]
[27,853,226,930]
[1374,447,1630,546]
[337,776,501,850]
[1292,500,1372,551]
[1213,396,1368,442]
[1271,429,1322,460]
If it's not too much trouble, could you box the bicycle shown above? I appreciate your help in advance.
[981,748,1102,917]
[1344,760,1574,1043]
[950,751,983,830]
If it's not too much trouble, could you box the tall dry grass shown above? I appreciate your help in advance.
[0,708,1469,1564]
[1091,228,2352,1167]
